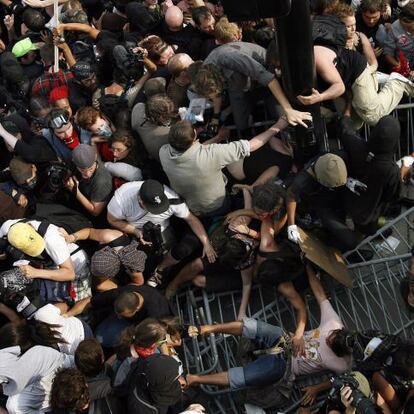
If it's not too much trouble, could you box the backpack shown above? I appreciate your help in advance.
[1,218,76,305]
[312,15,347,49]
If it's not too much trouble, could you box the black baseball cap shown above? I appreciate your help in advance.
[139,180,169,214]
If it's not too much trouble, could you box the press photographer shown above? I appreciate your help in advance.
[326,371,383,414]
[107,179,216,288]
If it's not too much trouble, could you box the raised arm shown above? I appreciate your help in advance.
[57,23,100,40]
[248,117,288,152]
[298,46,345,106]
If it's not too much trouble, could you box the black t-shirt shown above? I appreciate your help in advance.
[335,47,367,89]
[91,284,173,324]
[288,154,348,209]
[184,25,216,60]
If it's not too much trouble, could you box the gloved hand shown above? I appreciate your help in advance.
[287,224,302,244]
[346,177,367,196]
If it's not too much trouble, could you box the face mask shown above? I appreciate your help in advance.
[96,122,112,137]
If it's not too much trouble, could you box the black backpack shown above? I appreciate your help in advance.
[312,15,347,49]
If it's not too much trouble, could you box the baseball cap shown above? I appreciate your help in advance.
[12,38,39,58]
[72,144,97,169]
[71,61,95,80]
[8,222,46,257]
[139,180,169,214]
[351,371,371,398]
[314,154,347,188]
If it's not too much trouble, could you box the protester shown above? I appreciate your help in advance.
[0,1,411,413]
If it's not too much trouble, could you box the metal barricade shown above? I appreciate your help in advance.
[175,205,414,413]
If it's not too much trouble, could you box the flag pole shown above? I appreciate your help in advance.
[53,0,59,72]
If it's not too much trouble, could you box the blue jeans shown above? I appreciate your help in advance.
[228,318,287,390]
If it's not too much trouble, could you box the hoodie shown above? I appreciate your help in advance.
[341,116,401,226]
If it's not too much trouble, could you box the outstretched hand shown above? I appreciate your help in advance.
[284,108,312,128]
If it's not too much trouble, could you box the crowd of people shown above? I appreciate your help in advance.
[0,0,413,412]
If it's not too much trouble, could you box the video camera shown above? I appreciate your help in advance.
[113,44,144,81]
[46,163,72,193]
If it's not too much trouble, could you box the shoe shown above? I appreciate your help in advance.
[147,268,164,288]
[389,71,414,84]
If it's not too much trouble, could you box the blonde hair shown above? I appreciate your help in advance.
[214,17,240,44]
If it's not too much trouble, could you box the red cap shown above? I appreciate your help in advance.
[49,85,69,103]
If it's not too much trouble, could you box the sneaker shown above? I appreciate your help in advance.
[389,71,414,87]
[147,268,164,288]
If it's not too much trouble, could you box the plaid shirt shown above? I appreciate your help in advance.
[31,69,74,97]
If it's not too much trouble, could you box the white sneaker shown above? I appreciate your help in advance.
[389,71,414,87]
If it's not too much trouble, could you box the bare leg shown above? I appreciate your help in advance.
[187,371,230,387]
[191,320,244,336]
[158,251,179,272]
[165,258,204,299]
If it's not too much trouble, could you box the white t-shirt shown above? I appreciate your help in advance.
[0,345,73,414]
[34,304,85,355]
[0,219,91,300]
[1,219,73,266]
[291,300,351,376]
[107,181,190,232]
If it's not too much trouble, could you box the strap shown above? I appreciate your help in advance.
[19,217,51,238]
[168,197,184,205]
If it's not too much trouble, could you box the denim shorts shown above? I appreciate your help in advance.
[228,317,287,390]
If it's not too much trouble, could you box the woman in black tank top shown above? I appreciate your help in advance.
[324,0,378,70]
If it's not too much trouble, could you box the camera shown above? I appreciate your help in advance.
[328,372,378,414]
[142,221,165,256]
[46,163,71,192]
[113,45,144,81]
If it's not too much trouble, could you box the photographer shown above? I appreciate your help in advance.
[65,144,113,218]
[107,179,216,288]
[325,371,387,414]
